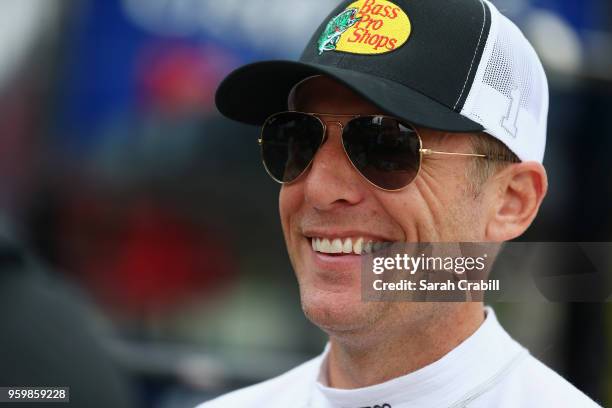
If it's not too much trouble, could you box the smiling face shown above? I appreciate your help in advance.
[279,76,490,339]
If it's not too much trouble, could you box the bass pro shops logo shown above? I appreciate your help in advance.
[317,0,411,55]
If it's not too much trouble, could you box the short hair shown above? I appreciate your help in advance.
[467,133,520,196]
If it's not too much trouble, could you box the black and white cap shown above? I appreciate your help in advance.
[216,0,549,163]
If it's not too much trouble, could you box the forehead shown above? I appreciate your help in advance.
[288,76,384,115]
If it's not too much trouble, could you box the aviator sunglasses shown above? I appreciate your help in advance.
[259,111,493,191]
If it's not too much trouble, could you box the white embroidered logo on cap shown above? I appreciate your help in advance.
[501,87,521,138]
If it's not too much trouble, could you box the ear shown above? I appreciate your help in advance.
[484,162,548,241]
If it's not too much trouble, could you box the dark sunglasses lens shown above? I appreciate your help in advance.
[261,113,324,183]
[343,117,420,190]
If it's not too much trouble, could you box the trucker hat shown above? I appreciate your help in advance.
[215,0,549,163]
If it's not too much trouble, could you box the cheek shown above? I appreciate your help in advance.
[279,184,303,244]
[375,188,436,241]
[411,177,484,240]
[374,180,479,242]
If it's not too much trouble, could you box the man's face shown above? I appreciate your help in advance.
[279,76,487,337]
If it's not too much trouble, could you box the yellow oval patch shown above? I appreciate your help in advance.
[335,0,411,55]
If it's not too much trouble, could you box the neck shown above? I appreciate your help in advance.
[325,303,485,389]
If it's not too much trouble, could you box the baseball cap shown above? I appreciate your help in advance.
[216,0,549,163]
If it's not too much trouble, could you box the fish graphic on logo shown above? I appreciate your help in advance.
[317,8,361,55]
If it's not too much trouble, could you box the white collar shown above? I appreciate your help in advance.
[311,307,527,408]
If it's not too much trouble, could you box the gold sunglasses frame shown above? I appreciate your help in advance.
[258,111,488,192]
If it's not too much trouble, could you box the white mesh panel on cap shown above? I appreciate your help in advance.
[461,0,549,163]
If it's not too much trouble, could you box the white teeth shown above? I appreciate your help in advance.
[342,238,353,253]
[321,238,332,253]
[331,238,343,253]
[311,237,386,255]
[353,238,363,255]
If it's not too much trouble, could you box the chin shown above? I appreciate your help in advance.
[299,284,385,334]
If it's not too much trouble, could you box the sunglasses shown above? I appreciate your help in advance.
[258,111,490,191]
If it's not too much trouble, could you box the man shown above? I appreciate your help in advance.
[199,0,601,406]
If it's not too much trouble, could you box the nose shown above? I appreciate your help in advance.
[302,121,365,211]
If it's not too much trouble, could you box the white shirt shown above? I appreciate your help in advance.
[197,308,601,408]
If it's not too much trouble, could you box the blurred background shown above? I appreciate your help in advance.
[0,0,610,407]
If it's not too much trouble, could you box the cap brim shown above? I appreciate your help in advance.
[215,60,484,132]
